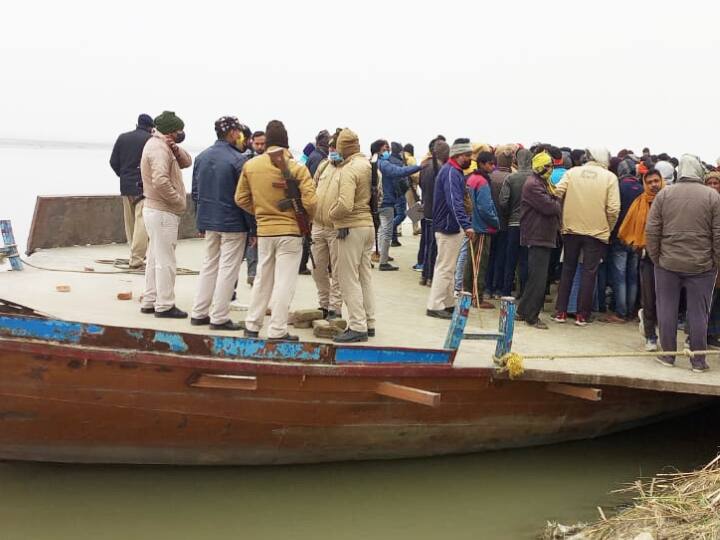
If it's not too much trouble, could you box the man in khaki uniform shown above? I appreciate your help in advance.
[328,128,376,342]
[235,120,317,340]
[139,111,192,318]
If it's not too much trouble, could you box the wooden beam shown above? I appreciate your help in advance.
[546,382,602,402]
[374,381,441,407]
[190,374,258,391]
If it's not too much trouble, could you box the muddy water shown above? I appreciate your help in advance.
[0,405,717,540]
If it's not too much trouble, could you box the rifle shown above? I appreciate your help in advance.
[370,155,380,256]
[268,148,315,268]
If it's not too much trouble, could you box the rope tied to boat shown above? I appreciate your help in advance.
[494,352,525,379]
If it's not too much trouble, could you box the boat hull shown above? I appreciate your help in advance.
[0,339,709,465]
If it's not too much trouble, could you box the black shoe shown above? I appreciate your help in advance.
[247,276,255,286]
[154,306,188,319]
[319,307,329,319]
[368,328,375,337]
[419,278,427,286]
[210,320,242,331]
[299,268,312,275]
[379,263,399,271]
[388,256,395,262]
[426,309,453,320]
[140,307,155,314]
[444,307,455,314]
[268,334,300,342]
[391,240,402,247]
[333,329,369,343]
[244,329,259,338]
[708,336,720,348]
[326,310,339,320]
[191,316,211,326]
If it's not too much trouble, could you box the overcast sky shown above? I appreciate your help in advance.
[2,1,718,161]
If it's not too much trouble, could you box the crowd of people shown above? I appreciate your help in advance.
[110,112,720,371]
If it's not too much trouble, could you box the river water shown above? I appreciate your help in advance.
[0,142,718,539]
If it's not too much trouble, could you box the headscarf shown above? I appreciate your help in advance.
[618,172,666,249]
[677,154,705,181]
[532,151,555,194]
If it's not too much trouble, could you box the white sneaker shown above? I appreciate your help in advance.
[645,338,658,352]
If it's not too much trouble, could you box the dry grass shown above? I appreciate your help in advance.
[541,455,720,540]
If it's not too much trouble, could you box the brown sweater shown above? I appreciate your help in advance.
[140,132,192,215]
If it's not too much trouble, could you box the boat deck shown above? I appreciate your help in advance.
[2,233,720,397]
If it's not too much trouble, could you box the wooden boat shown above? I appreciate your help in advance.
[0,297,707,465]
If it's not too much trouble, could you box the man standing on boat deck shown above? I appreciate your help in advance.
[646,154,720,373]
[190,116,255,331]
[552,147,620,326]
[328,128,376,343]
[109,113,154,269]
[139,111,192,319]
[426,138,475,319]
[235,120,317,340]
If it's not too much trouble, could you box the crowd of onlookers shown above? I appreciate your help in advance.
[111,113,720,370]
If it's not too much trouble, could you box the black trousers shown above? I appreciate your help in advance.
[555,234,607,318]
[517,246,551,323]
[639,257,657,339]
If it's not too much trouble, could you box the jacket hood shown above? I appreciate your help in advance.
[495,144,514,169]
[677,154,705,182]
[585,147,610,168]
[654,160,675,182]
[391,142,403,157]
[617,158,636,179]
[337,129,361,159]
[516,149,532,171]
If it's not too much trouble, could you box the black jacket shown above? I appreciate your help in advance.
[192,140,255,234]
[420,158,442,219]
[520,173,561,248]
[306,148,328,177]
[499,149,533,227]
[110,127,153,196]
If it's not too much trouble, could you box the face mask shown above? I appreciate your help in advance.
[174,131,186,144]
[538,166,553,181]
[329,151,342,163]
[381,150,391,160]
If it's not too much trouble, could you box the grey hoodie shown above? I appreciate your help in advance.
[499,149,533,226]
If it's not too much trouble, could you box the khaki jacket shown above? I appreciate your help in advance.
[313,160,337,228]
[329,153,374,229]
[554,161,620,243]
[234,146,317,236]
[141,132,192,215]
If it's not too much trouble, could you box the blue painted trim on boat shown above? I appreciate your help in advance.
[210,336,322,362]
[154,331,189,353]
[0,316,104,343]
[334,347,451,365]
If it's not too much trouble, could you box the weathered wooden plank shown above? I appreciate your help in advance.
[190,374,258,391]
[546,382,602,401]
[374,381,441,407]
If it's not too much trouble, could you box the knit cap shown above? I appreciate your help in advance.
[154,111,184,134]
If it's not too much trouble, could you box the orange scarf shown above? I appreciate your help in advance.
[618,179,665,249]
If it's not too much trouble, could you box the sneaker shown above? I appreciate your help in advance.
[299,268,312,275]
[244,329,259,338]
[419,277,428,286]
[552,312,567,323]
[391,240,402,247]
[155,306,188,319]
[247,276,255,286]
[645,338,658,352]
[388,256,395,262]
[601,313,626,324]
[268,334,300,342]
[209,320,243,331]
[444,306,455,314]
[333,329,369,343]
[412,264,424,272]
[379,263,399,271]
[426,309,453,320]
[190,316,211,326]
[140,307,155,314]
[529,319,549,330]
[692,364,710,373]
[655,357,675,368]
[574,314,589,327]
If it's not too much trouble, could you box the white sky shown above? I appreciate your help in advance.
[1,0,718,161]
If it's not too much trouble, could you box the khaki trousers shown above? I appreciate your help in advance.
[192,231,248,324]
[427,232,464,311]
[311,225,342,312]
[336,226,376,333]
[122,196,149,268]
[142,207,180,312]
[245,236,303,338]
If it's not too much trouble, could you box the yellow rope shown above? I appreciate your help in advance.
[494,352,525,379]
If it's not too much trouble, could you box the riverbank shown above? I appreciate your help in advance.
[542,455,720,539]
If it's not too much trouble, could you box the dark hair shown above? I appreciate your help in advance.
[644,167,663,180]
[370,139,388,155]
[252,131,265,139]
[403,143,414,155]
[657,153,671,162]
[242,125,252,139]
[548,145,562,160]
[670,157,679,167]
[428,138,439,152]
[453,137,470,145]
[436,134,446,142]
[476,151,495,164]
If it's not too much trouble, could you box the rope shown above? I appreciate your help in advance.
[20,258,199,276]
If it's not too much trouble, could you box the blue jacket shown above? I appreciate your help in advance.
[378,158,421,207]
[612,176,644,239]
[467,171,500,234]
[432,160,472,234]
[192,140,256,234]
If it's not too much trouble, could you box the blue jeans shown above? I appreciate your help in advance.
[485,231,507,295]
[609,241,639,318]
[392,198,407,240]
[454,236,469,292]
